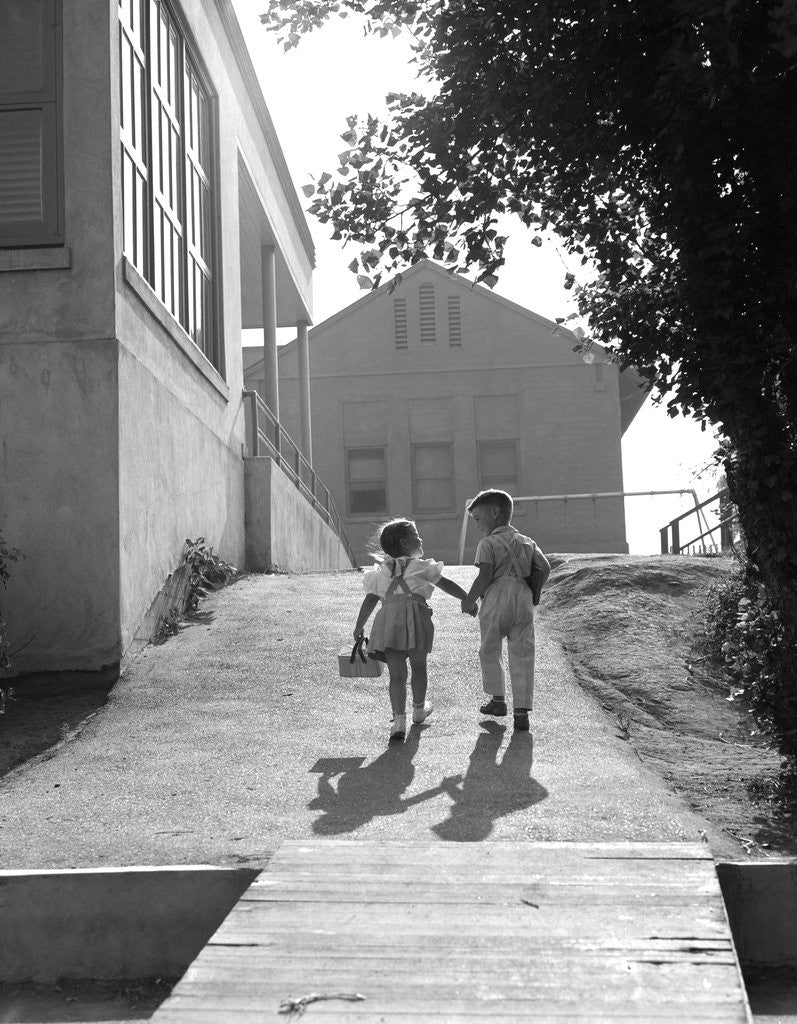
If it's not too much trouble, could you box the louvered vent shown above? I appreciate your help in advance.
[448,295,462,346]
[419,283,436,343]
[393,297,408,349]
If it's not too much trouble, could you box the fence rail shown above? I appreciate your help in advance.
[660,488,739,555]
[243,390,357,567]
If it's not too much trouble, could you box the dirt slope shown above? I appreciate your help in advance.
[542,553,795,856]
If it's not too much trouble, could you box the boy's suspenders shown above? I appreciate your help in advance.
[492,533,530,580]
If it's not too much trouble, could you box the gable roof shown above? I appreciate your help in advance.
[272,258,583,361]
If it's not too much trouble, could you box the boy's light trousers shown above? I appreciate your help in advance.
[478,577,536,710]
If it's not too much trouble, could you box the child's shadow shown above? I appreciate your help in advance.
[432,721,548,841]
[309,729,446,835]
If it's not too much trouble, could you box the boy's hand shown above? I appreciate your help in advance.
[353,626,365,641]
[461,597,477,616]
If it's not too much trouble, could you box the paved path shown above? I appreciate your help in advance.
[0,568,742,868]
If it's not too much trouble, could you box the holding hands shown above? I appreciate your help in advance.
[461,596,478,617]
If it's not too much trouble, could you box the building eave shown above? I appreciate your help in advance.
[214,0,315,267]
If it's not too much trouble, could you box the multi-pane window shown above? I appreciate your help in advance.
[419,283,436,343]
[393,297,408,349]
[447,295,462,346]
[412,443,454,512]
[347,447,387,514]
[478,440,519,492]
[0,0,62,247]
[119,0,218,368]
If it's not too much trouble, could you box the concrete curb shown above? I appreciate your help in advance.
[717,860,797,966]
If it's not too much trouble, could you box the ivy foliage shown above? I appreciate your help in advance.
[261,0,797,759]
[704,556,797,765]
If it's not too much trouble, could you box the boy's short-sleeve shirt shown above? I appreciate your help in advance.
[475,525,536,579]
[362,556,444,599]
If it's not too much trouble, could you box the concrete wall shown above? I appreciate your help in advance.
[717,861,797,967]
[0,2,120,673]
[0,866,258,981]
[245,457,354,571]
[276,262,627,564]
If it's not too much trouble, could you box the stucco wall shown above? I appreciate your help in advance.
[277,263,627,564]
[245,457,353,572]
[0,342,120,672]
[0,3,120,673]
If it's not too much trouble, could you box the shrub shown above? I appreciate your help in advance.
[704,554,797,767]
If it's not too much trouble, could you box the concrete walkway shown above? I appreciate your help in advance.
[0,568,742,868]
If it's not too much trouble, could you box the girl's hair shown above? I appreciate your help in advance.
[369,518,417,558]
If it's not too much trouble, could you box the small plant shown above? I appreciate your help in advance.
[153,606,182,643]
[153,539,239,641]
[0,685,18,715]
[0,529,20,675]
[182,537,238,612]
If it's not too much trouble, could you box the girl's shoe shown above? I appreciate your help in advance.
[389,714,407,743]
[480,697,507,716]
[412,701,433,725]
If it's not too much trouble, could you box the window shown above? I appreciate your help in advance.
[119,0,220,369]
[347,447,387,514]
[419,282,436,343]
[413,443,454,512]
[393,297,407,349]
[478,440,519,492]
[0,0,63,247]
[447,295,462,346]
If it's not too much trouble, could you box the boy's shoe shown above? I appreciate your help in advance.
[480,697,507,717]
[389,714,407,743]
[412,701,433,725]
[513,711,530,732]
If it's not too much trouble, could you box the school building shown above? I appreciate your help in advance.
[245,260,648,564]
[0,0,350,677]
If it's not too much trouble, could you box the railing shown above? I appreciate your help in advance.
[660,488,739,555]
[243,390,357,567]
[456,489,710,565]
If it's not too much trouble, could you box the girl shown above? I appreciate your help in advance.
[353,518,472,743]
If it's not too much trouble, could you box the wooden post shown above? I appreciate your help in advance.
[296,320,313,465]
[261,245,279,420]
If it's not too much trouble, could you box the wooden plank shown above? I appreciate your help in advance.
[150,841,751,1024]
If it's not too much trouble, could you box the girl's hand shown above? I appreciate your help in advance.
[461,597,478,616]
[353,626,365,641]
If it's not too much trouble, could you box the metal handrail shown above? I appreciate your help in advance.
[456,489,708,565]
[660,488,739,555]
[243,390,357,567]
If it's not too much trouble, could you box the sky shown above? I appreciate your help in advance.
[232,2,722,554]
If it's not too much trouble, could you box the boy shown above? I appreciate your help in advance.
[461,490,551,731]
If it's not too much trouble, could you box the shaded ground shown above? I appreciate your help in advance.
[543,553,797,857]
[0,671,118,778]
[0,978,174,1023]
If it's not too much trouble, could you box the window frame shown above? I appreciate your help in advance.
[346,446,388,516]
[477,439,520,493]
[412,442,455,514]
[118,0,223,374]
[0,0,64,248]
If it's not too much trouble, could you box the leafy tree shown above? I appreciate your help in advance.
[261,1,797,756]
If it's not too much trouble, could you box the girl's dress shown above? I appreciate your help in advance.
[363,556,444,654]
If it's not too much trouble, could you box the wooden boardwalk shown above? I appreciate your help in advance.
[152,841,752,1023]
